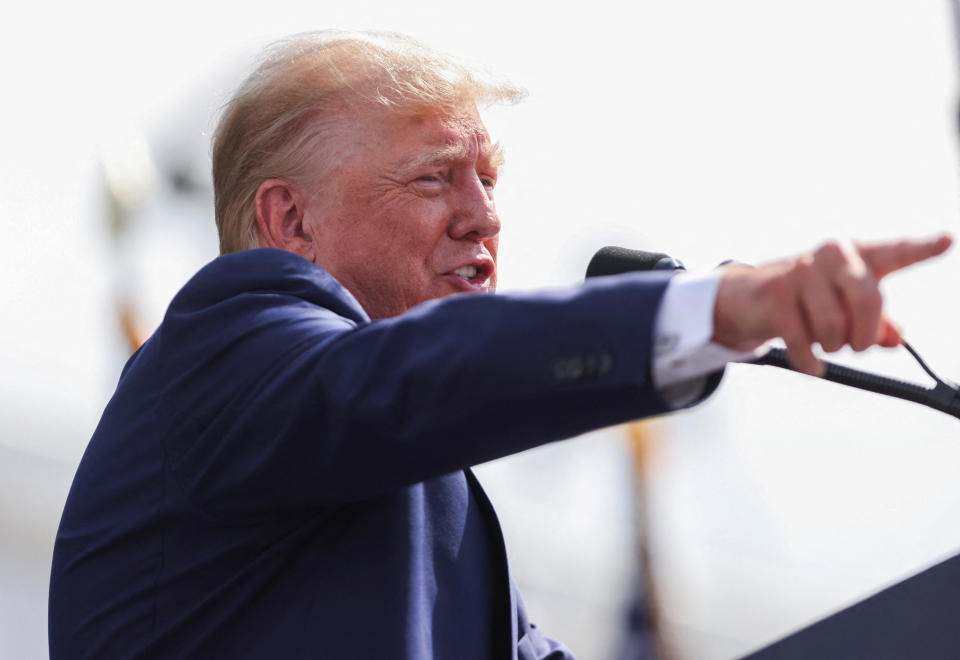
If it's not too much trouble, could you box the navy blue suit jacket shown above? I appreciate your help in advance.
[49,248,709,659]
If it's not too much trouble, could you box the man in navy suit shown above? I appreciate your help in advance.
[49,31,950,659]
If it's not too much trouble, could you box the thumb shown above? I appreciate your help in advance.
[876,316,903,348]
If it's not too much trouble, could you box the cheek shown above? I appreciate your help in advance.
[399,206,454,251]
[382,196,442,235]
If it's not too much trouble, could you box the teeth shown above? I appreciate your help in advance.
[454,265,479,279]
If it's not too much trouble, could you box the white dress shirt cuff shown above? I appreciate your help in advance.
[652,271,768,407]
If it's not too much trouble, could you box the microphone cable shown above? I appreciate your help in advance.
[752,342,960,421]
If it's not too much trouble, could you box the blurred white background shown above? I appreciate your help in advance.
[2,2,960,658]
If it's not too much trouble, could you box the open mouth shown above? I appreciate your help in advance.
[454,264,480,280]
[448,259,494,287]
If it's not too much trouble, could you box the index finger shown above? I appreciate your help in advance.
[856,233,952,279]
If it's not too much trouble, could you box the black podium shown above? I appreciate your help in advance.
[742,551,960,659]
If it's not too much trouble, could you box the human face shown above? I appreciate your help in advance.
[300,105,502,319]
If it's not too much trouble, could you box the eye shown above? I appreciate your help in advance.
[479,175,496,197]
[410,173,446,195]
[413,169,451,186]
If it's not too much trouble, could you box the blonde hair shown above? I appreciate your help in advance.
[212,30,525,254]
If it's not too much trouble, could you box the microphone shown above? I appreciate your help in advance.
[585,246,960,421]
[586,246,685,277]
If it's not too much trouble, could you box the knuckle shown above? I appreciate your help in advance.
[790,256,815,282]
[851,281,882,315]
[815,240,844,263]
[850,335,872,351]
[816,329,845,352]
[820,313,846,340]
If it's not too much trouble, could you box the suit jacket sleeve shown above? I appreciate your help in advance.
[130,250,695,519]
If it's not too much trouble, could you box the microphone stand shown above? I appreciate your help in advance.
[750,342,960,421]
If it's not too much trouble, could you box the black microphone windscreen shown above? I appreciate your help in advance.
[585,246,681,278]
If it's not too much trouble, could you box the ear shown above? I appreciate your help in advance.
[254,178,314,259]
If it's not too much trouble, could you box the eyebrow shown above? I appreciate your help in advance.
[401,140,505,171]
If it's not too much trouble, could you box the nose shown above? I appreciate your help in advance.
[448,174,501,242]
